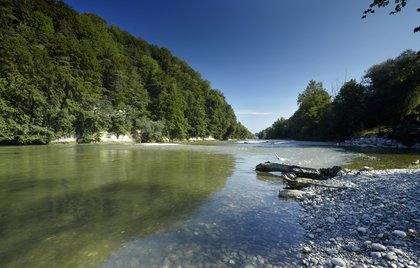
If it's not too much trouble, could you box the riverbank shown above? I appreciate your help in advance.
[338,135,420,150]
[297,168,419,267]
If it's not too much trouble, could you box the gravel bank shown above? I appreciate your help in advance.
[297,169,420,268]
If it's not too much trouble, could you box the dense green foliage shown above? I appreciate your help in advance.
[258,50,420,146]
[0,0,252,144]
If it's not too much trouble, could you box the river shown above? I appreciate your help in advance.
[0,141,417,267]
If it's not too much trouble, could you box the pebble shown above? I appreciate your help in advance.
[391,248,404,255]
[326,217,335,224]
[357,227,368,234]
[370,252,382,258]
[348,245,360,252]
[392,230,407,238]
[302,247,312,254]
[297,169,420,268]
[371,243,387,252]
[331,257,346,267]
[326,248,338,255]
[385,252,398,261]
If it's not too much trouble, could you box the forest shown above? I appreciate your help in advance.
[258,50,420,146]
[0,0,252,145]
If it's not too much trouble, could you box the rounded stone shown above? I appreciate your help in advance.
[371,243,387,252]
[331,257,346,267]
[327,248,338,255]
[348,245,360,252]
[357,227,368,234]
[370,251,382,258]
[392,230,407,238]
[278,189,304,199]
[385,252,398,261]
[302,247,312,254]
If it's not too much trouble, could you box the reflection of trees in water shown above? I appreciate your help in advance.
[0,145,234,267]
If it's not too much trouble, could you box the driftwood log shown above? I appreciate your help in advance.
[256,162,344,191]
[256,162,342,180]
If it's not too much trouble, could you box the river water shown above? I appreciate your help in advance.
[0,141,392,267]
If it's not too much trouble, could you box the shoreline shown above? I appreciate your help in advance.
[296,168,420,267]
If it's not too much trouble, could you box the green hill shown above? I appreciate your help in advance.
[0,0,251,144]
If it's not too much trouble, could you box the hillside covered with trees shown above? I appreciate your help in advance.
[0,0,252,145]
[258,50,420,146]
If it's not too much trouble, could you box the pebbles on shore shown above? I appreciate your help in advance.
[297,168,420,267]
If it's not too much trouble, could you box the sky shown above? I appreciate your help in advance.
[64,0,419,133]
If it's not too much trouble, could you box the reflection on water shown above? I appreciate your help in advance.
[103,154,304,267]
[0,145,233,267]
[1,141,387,267]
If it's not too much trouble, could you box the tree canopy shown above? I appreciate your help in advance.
[258,50,420,146]
[0,0,252,144]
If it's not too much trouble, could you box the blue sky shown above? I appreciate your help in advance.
[64,0,419,133]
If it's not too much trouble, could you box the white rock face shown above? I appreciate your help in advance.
[99,132,134,143]
[51,135,78,143]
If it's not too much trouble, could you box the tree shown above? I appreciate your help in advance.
[157,85,187,140]
[362,0,420,33]
[0,0,251,144]
[364,50,420,127]
[294,80,332,139]
[332,80,367,139]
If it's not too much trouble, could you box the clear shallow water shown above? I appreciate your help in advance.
[0,141,356,267]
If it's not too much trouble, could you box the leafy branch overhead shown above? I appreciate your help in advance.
[362,0,420,33]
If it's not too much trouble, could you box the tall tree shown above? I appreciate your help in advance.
[332,80,367,139]
[364,50,420,127]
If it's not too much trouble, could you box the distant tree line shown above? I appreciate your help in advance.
[258,50,420,146]
[0,0,252,145]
